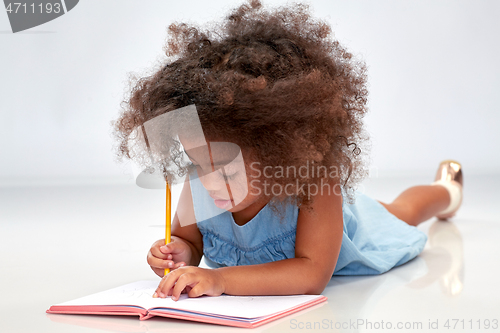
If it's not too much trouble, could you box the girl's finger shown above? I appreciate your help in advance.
[172,262,186,270]
[159,241,184,255]
[152,262,186,277]
[168,285,190,297]
[171,273,197,301]
[155,281,173,298]
[155,269,182,298]
[147,255,175,269]
[187,284,205,298]
[150,245,169,259]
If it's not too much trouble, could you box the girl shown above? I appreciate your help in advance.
[112,0,463,301]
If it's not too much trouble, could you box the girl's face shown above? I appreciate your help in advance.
[179,136,266,214]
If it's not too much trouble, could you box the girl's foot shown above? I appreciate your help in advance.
[431,160,463,220]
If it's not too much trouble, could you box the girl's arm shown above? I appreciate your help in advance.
[220,185,343,295]
[154,180,344,299]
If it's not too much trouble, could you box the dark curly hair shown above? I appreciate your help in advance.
[112,0,370,213]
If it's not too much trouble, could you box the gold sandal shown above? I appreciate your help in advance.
[432,160,463,220]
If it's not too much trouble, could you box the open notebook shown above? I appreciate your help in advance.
[47,280,327,328]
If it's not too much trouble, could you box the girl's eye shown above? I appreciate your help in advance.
[221,171,236,181]
[188,162,237,181]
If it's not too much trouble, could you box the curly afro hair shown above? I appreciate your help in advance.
[112,0,370,211]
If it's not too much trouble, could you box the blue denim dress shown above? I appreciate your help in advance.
[189,171,428,275]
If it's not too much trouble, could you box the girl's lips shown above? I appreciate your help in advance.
[214,198,232,209]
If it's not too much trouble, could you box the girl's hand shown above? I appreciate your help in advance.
[147,236,192,277]
[153,266,226,301]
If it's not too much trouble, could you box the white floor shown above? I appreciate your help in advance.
[1,173,499,333]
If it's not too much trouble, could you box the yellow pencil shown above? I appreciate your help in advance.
[165,181,171,276]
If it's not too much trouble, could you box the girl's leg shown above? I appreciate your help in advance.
[378,185,450,226]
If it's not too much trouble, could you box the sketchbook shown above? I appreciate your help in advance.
[46,280,327,328]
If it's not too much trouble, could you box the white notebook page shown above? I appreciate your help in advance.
[56,280,323,319]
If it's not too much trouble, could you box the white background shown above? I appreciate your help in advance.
[1,0,499,186]
[1,3,499,332]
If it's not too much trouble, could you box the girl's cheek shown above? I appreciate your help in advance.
[198,171,223,190]
[229,175,251,201]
